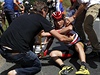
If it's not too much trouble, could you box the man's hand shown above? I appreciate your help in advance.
[65,16,75,26]
[62,34,75,44]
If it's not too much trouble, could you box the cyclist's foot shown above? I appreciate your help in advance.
[59,66,73,75]
[75,65,90,75]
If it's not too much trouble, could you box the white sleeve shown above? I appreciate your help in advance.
[56,0,60,11]
[77,0,90,4]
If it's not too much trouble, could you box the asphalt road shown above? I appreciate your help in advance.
[0,18,100,75]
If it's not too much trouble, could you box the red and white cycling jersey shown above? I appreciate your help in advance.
[56,27,80,46]
[66,30,80,46]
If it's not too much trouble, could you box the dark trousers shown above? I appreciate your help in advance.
[0,48,41,75]
[4,9,15,25]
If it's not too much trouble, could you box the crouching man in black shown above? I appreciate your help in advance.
[0,1,74,75]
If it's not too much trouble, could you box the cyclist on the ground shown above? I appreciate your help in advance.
[41,11,90,75]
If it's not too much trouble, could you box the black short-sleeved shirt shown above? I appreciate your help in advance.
[0,13,53,52]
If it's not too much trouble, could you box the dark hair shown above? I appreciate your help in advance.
[32,1,48,14]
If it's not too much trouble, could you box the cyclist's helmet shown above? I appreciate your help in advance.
[52,11,63,20]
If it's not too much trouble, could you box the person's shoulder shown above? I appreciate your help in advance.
[30,13,42,16]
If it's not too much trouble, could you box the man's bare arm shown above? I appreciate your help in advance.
[50,29,74,43]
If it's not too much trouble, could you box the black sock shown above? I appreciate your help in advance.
[81,62,87,68]
[60,64,66,69]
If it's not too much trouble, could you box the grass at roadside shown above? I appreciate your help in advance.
[63,0,71,15]
[0,19,8,36]
[63,0,71,8]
